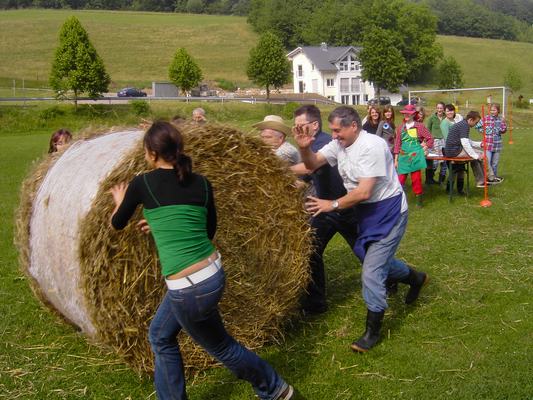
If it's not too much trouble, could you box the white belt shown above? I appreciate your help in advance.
[165,253,222,290]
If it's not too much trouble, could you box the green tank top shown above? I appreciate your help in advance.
[142,175,215,277]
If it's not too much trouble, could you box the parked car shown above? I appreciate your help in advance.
[396,97,427,106]
[396,98,418,106]
[368,96,391,106]
[117,87,147,97]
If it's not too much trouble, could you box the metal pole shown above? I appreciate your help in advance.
[508,93,514,145]
[502,87,506,118]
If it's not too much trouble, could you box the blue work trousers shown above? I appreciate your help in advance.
[360,211,410,312]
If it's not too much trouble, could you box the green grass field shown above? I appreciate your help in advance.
[0,103,531,399]
[1,9,533,97]
[0,9,258,89]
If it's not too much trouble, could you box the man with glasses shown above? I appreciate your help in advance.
[291,105,358,315]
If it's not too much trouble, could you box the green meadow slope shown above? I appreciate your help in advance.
[0,9,532,96]
[0,9,257,88]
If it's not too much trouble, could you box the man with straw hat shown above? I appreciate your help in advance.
[253,115,300,166]
[293,106,429,352]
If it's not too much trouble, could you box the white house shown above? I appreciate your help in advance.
[287,43,376,105]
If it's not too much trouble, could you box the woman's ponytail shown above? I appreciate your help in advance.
[174,152,192,183]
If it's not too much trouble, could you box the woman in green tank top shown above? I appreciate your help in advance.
[110,121,293,400]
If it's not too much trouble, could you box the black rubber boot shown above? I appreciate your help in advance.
[400,267,429,304]
[438,173,446,186]
[385,279,398,295]
[351,310,385,352]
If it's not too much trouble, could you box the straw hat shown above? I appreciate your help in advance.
[252,115,292,137]
[400,104,417,115]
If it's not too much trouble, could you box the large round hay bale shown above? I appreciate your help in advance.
[15,124,312,373]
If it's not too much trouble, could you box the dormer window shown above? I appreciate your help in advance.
[339,54,357,72]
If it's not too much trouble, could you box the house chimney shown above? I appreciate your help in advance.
[320,42,328,51]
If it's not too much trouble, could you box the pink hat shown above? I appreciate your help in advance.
[400,104,417,115]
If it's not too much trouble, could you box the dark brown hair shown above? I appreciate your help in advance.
[48,129,72,153]
[144,120,192,183]
[466,111,481,121]
[367,106,381,127]
[381,105,395,129]
[294,104,322,130]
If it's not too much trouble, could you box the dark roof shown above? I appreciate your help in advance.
[288,46,361,71]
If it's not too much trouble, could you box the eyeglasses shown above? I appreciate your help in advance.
[294,120,318,128]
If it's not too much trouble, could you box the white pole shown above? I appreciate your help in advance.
[502,87,506,118]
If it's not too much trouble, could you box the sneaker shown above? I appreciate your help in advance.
[476,182,485,188]
[491,176,504,183]
[278,385,294,400]
[488,178,502,185]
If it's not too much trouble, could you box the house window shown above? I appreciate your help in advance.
[326,79,334,87]
[327,96,335,101]
[340,78,350,93]
[311,64,315,71]
[297,65,303,77]
[341,95,350,104]
[340,55,357,71]
[352,95,360,105]
[364,94,369,102]
[339,57,348,71]
[298,81,304,93]
[351,78,360,92]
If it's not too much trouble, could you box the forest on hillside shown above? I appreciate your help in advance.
[1,0,533,43]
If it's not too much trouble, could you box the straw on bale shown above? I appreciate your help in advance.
[16,123,312,373]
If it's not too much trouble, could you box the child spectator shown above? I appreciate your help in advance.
[376,105,395,152]
[48,129,72,153]
[475,103,506,179]
[440,104,463,194]
[415,105,426,123]
[394,105,434,208]
[425,102,447,185]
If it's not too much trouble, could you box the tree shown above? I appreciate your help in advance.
[168,48,203,95]
[246,31,291,100]
[504,67,523,93]
[358,27,408,97]
[438,56,464,89]
[49,16,110,108]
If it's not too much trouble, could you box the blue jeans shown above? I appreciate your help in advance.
[149,267,288,400]
[486,151,501,177]
[360,211,410,312]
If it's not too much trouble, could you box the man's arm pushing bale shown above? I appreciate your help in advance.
[294,106,429,352]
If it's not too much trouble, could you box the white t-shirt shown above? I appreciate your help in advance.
[318,131,408,212]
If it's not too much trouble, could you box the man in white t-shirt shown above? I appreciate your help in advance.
[293,106,429,352]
